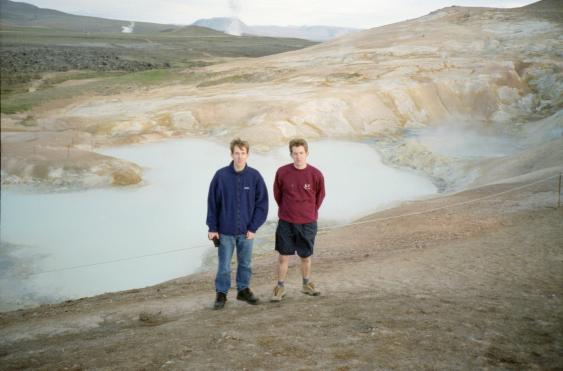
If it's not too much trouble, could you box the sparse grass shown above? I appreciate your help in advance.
[0,71,39,94]
[197,73,256,87]
[1,99,32,114]
[44,70,121,85]
[0,68,213,114]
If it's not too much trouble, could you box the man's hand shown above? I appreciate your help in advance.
[208,232,219,240]
[246,231,255,240]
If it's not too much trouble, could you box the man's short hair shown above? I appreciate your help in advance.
[289,138,308,153]
[230,138,250,154]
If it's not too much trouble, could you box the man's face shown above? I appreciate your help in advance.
[231,145,248,169]
[290,145,308,169]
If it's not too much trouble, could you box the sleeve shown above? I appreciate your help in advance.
[248,173,269,233]
[315,171,326,211]
[273,169,282,206]
[206,173,220,232]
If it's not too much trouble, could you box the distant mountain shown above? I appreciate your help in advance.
[251,25,360,42]
[0,0,218,35]
[192,17,360,41]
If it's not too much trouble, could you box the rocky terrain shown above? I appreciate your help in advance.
[0,46,172,75]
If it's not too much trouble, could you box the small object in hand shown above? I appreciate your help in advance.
[212,236,220,247]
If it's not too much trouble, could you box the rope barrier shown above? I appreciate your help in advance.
[27,172,561,276]
[28,245,211,276]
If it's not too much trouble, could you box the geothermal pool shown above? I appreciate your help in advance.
[0,139,437,311]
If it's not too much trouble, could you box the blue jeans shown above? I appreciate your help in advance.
[215,234,254,294]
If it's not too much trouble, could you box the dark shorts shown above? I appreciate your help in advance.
[275,220,317,258]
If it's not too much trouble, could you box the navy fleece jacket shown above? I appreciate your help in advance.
[206,161,269,235]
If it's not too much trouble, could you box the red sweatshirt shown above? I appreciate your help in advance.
[274,163,325,224]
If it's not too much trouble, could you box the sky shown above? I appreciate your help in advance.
[19,0,538,29]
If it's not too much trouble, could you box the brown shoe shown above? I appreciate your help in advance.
[302,282,320,296]
[271,285,286,302]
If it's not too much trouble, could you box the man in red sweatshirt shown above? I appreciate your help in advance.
[271,138,325,302]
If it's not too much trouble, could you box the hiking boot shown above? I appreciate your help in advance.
[236,288,259,305]
[302,282,320,296]
[271,285,286,302]
[214,292,227,310]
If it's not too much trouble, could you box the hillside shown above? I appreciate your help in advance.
[2,0,560,191]
[159,25,227,36]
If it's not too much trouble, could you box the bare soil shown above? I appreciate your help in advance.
[0,172,562,370]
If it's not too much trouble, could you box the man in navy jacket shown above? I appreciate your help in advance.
[206,138,269,309]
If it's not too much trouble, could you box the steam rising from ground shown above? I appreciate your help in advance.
[121,22,135,33]
[226,0,243,35]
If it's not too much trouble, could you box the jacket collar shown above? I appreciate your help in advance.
[229,161,247,174]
